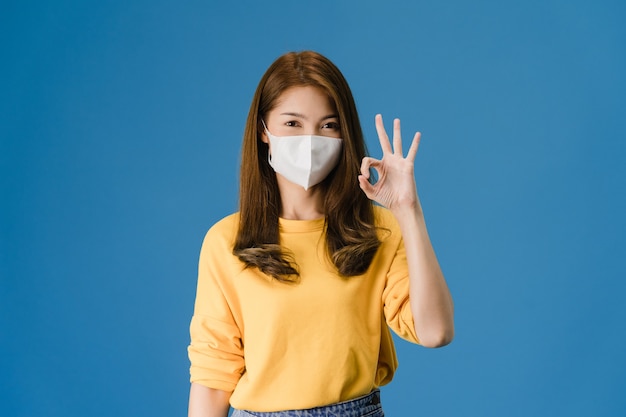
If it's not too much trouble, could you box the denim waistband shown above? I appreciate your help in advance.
[232,389,383,417]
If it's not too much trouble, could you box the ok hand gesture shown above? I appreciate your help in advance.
[358,114,422,215]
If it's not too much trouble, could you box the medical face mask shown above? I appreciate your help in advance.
[263,124,343,190]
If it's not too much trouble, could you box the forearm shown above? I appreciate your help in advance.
[188,383,232,417]
[393,202,454,348]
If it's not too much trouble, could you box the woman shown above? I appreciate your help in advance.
[188,51,454,417]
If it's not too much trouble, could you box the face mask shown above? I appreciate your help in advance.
[263,123,343,190]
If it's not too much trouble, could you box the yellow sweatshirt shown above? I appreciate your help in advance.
[188,206,419,412]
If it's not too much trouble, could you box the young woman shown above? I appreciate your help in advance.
[188,51,454,417]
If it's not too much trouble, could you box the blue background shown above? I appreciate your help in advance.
[2,1,625,416]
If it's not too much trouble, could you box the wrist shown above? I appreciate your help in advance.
[390,199,423,220]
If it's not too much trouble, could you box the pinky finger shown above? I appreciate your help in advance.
[406,132,421,161]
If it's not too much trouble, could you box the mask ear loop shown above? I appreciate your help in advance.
[260,119,273,163]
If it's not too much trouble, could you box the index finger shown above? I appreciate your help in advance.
[375,114,393,155]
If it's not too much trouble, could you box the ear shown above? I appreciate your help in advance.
[260,130,269,144]
[258,119,269,144]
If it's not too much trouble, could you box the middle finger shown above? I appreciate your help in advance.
[375,114,393,155]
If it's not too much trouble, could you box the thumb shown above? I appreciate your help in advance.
[358,175,376,200]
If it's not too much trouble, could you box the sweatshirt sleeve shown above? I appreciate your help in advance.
[381,220,421,345]
[188,224,245,391]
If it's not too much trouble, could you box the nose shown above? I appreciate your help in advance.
[304,124,321,136]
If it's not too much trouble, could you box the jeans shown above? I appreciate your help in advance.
[231,389,384,417]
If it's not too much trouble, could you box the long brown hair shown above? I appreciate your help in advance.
[233,51,380,282]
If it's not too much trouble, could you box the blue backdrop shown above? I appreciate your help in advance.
[2,1,625,416]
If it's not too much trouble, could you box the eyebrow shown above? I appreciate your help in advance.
[279,112,338,120]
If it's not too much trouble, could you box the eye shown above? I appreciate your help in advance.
[322,121,340,130]
[285,120,301,127]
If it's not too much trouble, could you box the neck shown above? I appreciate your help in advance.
[276,174,324,220]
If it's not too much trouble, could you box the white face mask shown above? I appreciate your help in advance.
[263,123,343,190]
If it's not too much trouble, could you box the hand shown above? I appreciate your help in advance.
[358,114,421,214]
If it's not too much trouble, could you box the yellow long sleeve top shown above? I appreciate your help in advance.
[188,206,419,412]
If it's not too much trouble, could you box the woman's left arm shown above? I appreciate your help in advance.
[358,114,454,348]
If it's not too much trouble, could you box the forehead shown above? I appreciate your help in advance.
[272,86,337,114]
